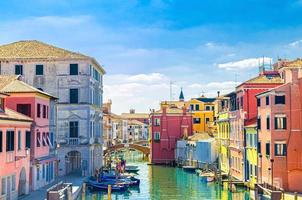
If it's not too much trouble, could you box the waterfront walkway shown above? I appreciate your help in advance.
[20,173,84,200]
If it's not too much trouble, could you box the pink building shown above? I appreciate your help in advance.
[0,92,32,200]
[0,75,57,191]
[257,61,302,192]
[229,70,283,181]
[150,101,192,164]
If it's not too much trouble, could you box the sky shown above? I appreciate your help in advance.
[1,0,302,113]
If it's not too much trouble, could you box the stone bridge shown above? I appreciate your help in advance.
[103,141,150,156]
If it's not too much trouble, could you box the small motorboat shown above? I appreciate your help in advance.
[101,175,140,186]
[182,166,197,173]
[86,179,128,192]
[125,166,139,173]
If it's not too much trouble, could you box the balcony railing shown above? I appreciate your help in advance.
[68,138,79,145]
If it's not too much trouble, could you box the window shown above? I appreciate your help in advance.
[36,65,44,75]
[154,132,160,141]
[190,104,194,111]
[266,96,270,105]
[70,88,79,104]
[37,168,40,181]
[11,175,16,191]
[266,116,270,130]
[43,105,46,118]
[37,103,41,118]
[154,118,160,126]
[1,178,6,195]
[17,104,31,117]
[240,97,243,108]
[46,106,48,119]
[69,121,79,138]
[205,106,211,111]
[15,65,23,75]
[257,117,261,130]
[257,98,261,107]
[275,143,287,156]
[205,118,210,124]
[6,130,14,151]
[193,118,200,124]
[265,143,270,156]
[42,164,45,179]
[275,95,285,104]
[26,131,31,149]
[18,130,21,150]
[42,132,46,146]
[37,132,41,147]
[70,64,78,75]
[195,104,200,111]
[0,130,2,152]
[275,116,287,130]
[257,142,261,154]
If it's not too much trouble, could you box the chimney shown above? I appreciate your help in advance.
[217,91,220,97]
[130,109,135,114]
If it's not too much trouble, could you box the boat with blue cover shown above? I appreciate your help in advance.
[86,178,128,192]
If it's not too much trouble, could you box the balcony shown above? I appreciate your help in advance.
[68,138,79,145]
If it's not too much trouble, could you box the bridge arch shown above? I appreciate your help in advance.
[103,143,150,156]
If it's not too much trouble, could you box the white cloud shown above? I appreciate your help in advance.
[288,39,302,47]
[218,57,272,70]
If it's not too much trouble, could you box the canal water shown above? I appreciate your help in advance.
[80,151,251,200]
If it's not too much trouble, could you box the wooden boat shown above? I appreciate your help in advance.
[182,166,197,173]
[86,179,128,192]
[125,167,139,173]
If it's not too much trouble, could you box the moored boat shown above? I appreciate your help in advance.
[182,166,197,173]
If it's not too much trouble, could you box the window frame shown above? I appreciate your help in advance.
[69,88,79,104]
[69,64,79,75]
[15,65,23,75]
[35,64,44,75]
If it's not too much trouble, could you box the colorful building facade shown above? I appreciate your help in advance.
[245,124,257,189]
[257,60,302,192]
[0,75,57,190]
[0,92,32,199]
[187,97,216,134]
[0,40,105,177]
[230,70,283,182]
[150,101,192,164]
[218,111,230,174]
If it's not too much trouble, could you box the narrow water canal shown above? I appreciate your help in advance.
[79,151,251,200]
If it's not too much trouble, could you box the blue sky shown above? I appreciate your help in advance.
[1,0,302,113]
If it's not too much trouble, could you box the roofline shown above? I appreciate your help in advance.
[0,57,106,74]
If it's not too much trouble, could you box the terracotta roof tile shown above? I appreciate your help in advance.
[0,75,57,98]
[0,40,105,73]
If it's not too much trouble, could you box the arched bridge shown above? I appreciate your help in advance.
[104,142,150,156]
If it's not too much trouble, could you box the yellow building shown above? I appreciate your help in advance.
[245,124,257,189]
[217,111,230,175]
[187,97,216,133]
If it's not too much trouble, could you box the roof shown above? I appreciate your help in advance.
[0,75,57,99]
[237,73,283,88]
[128,119,145,126]
[0,108,32,122]
[188,133,214,141]
[154,106,184,114]
[179,89,184,101]
[274,58,302,70]
[120,113,149,119]
[0,40,105,74]
[194,97,216,103]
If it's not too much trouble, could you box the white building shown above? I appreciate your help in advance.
[0,40,105,177]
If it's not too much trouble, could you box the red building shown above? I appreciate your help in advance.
[257,60,302,192]
[230,69,283,181]
[150,100,192,164]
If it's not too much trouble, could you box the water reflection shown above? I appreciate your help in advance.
[80,150,251,200]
